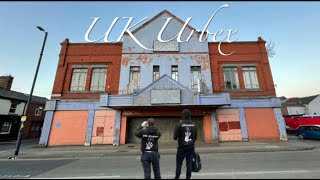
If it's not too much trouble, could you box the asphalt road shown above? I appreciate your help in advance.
[0,147,319,178]
[0,136,319,179]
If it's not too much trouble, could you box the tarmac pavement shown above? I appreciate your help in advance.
[0,136,316,160]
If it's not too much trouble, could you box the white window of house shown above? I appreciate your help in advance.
[223,67,240,90]
[90,68,107,91]
[9,102,18,113]
[70,68,88,91]
[0,122,12,134]
[242,66,260,89]
[35,107,43,116]
[171,65,178,81]
[129,66,141,90]
[153,66,160,81]
[191,66,201,91]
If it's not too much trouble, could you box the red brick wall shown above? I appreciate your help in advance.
[209,37,276,98]
[23,102,46,139]
[51,39,122,100]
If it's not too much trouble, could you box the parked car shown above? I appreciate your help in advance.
[295,125,320,140]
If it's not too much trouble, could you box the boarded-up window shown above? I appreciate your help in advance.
[219,122,229,131]
[229,121,241,129]
[217,109,242,142]
[219,121,241,131]
[129,66,141,91]
[245,108,280,140]
[96,127,104,137]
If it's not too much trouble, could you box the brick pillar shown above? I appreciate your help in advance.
[238,65,245,89]
[120,116,127,145]
[85,68,93,91]
[52,39,69,98]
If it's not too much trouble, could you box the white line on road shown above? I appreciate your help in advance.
[29,169,320,179]
[192,169,320,176]
[30,175,121,179]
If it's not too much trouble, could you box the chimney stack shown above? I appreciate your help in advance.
[0,75,14,91]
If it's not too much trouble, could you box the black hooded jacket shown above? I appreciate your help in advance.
[135,126,161,152]
[173,119,197,147]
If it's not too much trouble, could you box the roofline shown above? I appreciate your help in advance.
[63,42,123,46]
[209,41,261,44]
[127,9,201,35]
[0,96,47,104]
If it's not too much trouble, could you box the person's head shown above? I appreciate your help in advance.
[147,118,155,126]
[181,109,191,120]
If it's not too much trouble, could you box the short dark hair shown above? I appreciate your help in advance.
[181,109,191,120]
[147,118,155,126]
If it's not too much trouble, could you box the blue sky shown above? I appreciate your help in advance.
[0,1,319,99]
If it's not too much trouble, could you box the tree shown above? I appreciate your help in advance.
[266,39,276,58]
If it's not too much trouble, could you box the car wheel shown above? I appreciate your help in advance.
[297,134,304,139]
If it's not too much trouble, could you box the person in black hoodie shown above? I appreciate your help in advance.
[135,118,162,179]
[173,109,197,179]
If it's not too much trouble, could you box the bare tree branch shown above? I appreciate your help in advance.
[266,39,276,58]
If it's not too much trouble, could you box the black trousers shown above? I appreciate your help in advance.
[175,145,194,179]
[141,151,161,179]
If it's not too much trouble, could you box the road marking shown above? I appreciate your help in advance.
[0,175,31,178]
[192,169,320,176]
[31,175,121,179]
[30,170,320,179]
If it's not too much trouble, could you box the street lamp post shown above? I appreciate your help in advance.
[11,26,48,158]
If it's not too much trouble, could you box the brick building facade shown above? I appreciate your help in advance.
[40,10,287,147]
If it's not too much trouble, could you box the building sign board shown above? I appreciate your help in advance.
[153,41,179,52]
[151,90,181,104]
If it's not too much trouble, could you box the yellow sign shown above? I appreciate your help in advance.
[21,116,27,122]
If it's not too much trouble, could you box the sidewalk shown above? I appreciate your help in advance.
[0,139,315,160]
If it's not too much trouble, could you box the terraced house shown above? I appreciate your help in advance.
[39,10,287,147]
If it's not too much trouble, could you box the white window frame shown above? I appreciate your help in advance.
[153,66,160,82]
[0,122,12,134]
[70,68,88,91]
[223,67,240,90]
[9,102,18,114]
[34,107,43,116]
[191,66,201,91]
[171,65,178,81]
[90,68,107,92]
[242,66,260,89]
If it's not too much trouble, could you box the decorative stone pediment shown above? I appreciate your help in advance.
[100,74,231,108]
[133,74,197,106]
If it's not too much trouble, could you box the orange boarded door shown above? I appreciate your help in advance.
[245,108,279,141]
[48,111,88,146]
[217,109,242,141]
[91,110,116,145]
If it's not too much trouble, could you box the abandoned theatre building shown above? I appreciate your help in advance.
[39,10,287,147]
